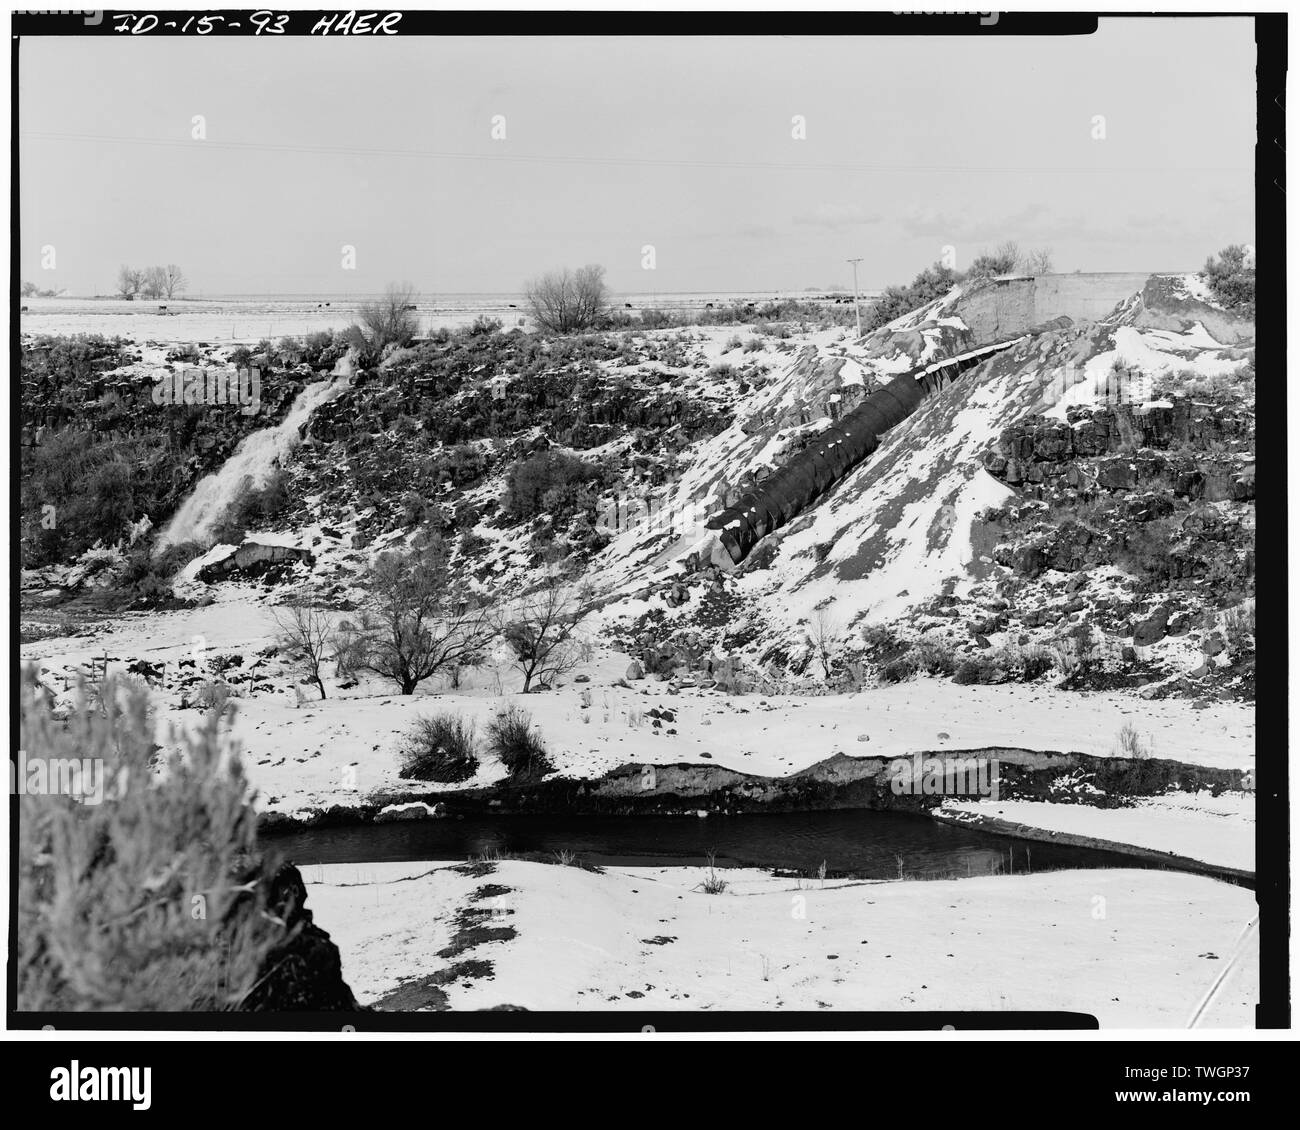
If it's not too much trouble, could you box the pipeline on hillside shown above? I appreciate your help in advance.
[703,321,1071,567]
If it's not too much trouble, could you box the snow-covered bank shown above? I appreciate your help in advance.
[20,595,1254,818]
[939,792,1255,873]
[305,860,1257,1026]
[212,669,1256,815]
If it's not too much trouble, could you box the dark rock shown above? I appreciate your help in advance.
[1097,459,1137,491]
[1132,605,1170,647]
[239,863,363,1012]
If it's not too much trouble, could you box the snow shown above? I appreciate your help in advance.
[179,543,240,582]
[305,859,1257,1025]
[20,296,360,343]
[1044,325,1250,422]
[238,530,308,549]
[1175,274,1216,306]
[238,676,1251,813]
[377,801,443,819]
[940,792,1254,873]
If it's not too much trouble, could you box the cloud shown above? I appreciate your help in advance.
[791,202,881,230]
[899,204,1056,243]
[734,222,779,239]
[894,203,1201,249]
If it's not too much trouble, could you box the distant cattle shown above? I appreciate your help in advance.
[403,304,418,311]
[21,305,27,312]
[508,304,518,309]
[158,304,167,312]
[625,303,633,309]
[705,303,714,309]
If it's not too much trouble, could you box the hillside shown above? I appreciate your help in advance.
[21,273,1255,713]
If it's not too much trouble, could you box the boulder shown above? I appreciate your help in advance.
[1097,459,1138,491]
[1132,608,1170,647]
[198,539,315,583]
[625,660,645,680]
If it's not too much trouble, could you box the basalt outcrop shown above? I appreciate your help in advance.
[239,862,364,1012]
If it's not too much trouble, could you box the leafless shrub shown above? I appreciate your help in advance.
[524,264,609,334]
[486,706,552,779]
[1020,246,1054,274]
[397,712,479,782]
[808,607,839,680]
[272,601,335,700]
[357,282,420,353]
[1223,602,1255,651]
[1114,721,1150,759]
[495,573,590,692]
[699,849,728,894]
[348,540,493,695]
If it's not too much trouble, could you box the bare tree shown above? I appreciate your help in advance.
[272,602,335,700]
[116,265,138,298]
[349,540,493,695]
[808,607,839,680]
[1021,247,1054,274]
[356,281,420,355]
[524,264,609,334]
[140,266,167,299]
[496,573,590,692]
[994,241,1021,273]
[162,264,188,299]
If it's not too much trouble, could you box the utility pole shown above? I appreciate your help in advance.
[846,257,863,338]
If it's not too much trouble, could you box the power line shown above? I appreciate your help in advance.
[18,130,1252,176]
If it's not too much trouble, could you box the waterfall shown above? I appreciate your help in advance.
[155,377,344,552]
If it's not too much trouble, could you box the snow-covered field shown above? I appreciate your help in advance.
[19,290,847,345]
[21,296,372,344]
[940,792,1254,873]
[306,859,1257,1025]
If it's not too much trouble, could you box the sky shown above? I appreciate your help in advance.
[19,20,1257,296]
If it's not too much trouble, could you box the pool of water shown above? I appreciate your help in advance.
[263,809,1170,880]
